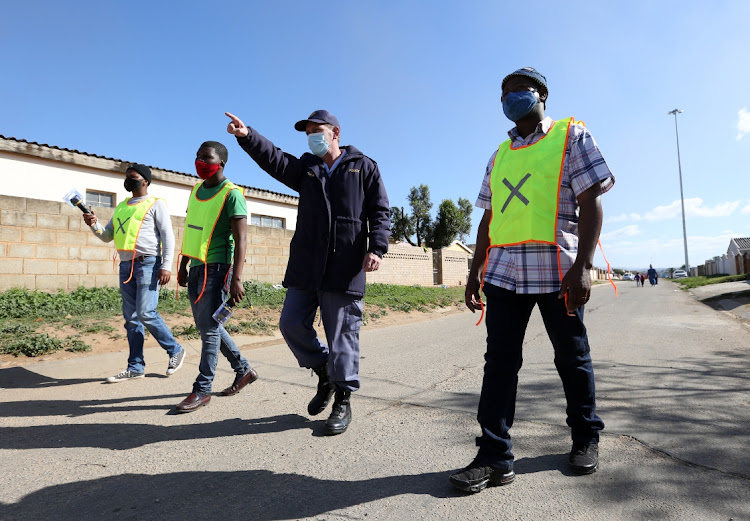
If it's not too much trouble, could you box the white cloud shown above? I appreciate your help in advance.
[641,198,740,221]
[741,203,750,215]
[598,231,740,270]
[737,107,750,140]
[605,213,641,224]
[600,224,641,240]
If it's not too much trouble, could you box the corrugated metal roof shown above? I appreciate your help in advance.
[0,134,298,202]
[733,237,750,250]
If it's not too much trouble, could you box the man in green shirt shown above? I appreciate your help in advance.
[174,141,258,413]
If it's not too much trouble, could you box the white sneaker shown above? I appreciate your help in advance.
[166,349,186,376]
[106,370,145,383]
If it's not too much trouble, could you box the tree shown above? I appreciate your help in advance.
[407,184,433,247]
[456,197,473,243]
[427,198,474,249]
[389,206,415,246]
[393,185,473,249]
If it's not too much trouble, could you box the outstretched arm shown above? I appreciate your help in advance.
[225,112,305,191]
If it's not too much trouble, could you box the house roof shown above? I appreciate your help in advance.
[732,237,750,251]
[0,134,299,205]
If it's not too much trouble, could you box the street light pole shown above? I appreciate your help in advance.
[668,109,690,274]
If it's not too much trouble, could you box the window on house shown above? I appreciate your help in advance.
[86,190,115,209]
[250,214,285,229]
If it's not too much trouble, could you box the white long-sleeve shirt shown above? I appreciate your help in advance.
[91,197,175,271]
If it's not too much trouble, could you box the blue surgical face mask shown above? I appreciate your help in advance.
[502,90,539,122]
[307,132,330,157]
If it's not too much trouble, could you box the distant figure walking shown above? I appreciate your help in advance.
[647,265,657,287]
[636,274,641,287]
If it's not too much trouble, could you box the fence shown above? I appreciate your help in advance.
[0,195,474,292]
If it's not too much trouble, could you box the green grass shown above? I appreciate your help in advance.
[0,331,91,357]
[0,282,466,356]
[672,273,750,290]
[0,281,287,320]
[364,283,465,312]
[0,282,464,320]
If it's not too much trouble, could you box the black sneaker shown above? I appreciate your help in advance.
[449,459,515,493]
[569,443,598,474]
[106,370,145,383]
[166,349,186,376]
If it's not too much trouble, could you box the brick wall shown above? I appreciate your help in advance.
[367,242,434,286]
[0,195,476,292]
[435,249,470,286]
[0,195,294,291]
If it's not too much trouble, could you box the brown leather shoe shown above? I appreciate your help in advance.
[220,367,259,396]
[175,392,211,413]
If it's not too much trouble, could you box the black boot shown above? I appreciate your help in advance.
[308,365,334,416]
[323,390,351,436]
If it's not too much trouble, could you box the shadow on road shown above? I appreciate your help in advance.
[0,366,102,388]
[0,394,188,418]
[0,469,453,521]
[515,346,750,479]
[0,413,312,450]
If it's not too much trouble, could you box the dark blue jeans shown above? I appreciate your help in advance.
[476,283,604,471]
[119,256,182,373]
[188,263,250,395]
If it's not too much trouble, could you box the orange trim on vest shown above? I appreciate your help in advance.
[182,183,237,303]
[477,119,571,325]
[116,197,159,284]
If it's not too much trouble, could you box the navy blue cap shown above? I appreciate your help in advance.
[294,110,340,132]
[501,67,548,94]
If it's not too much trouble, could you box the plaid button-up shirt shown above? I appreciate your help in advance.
[476,116,615,294]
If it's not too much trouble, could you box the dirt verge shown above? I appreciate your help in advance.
[0,305,466,368]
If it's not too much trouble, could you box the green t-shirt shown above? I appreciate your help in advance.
[189,179,247,267]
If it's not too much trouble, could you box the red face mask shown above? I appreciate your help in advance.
[195,159,221,180]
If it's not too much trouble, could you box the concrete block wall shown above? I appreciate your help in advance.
[435,249,470,286]
[0,195,481,292]
[0,194,295,292]
[366,242,434,286]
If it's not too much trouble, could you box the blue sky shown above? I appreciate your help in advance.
[2,1,749,271]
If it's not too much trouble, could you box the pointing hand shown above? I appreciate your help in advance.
[225,112,249,138]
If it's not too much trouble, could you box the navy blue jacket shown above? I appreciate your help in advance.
[237,129,390,297]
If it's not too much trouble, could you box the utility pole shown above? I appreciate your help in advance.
[668,109,690,274]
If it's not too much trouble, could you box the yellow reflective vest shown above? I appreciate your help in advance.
[181,180,241,263]
[113,197,159,252]
[488,117,576,247]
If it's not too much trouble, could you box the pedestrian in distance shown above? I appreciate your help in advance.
[635,273,641,287]
[451,67,614,493]
[83,164,186,382]
[225,109,391,435]
[174,141,258,413]
[648,265,657,287]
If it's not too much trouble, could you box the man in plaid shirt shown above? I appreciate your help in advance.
[450,67,615,493]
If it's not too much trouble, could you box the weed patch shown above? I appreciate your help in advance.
[0,333,91,357]
[673,273,750,290]
[171,324,200,339]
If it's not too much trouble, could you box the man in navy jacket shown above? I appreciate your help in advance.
[226,110,390,435]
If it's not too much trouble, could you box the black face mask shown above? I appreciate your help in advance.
[124,178,143,192]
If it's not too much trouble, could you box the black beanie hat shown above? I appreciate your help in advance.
[126,164,152,185]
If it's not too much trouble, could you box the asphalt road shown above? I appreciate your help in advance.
[1,280,749,520]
